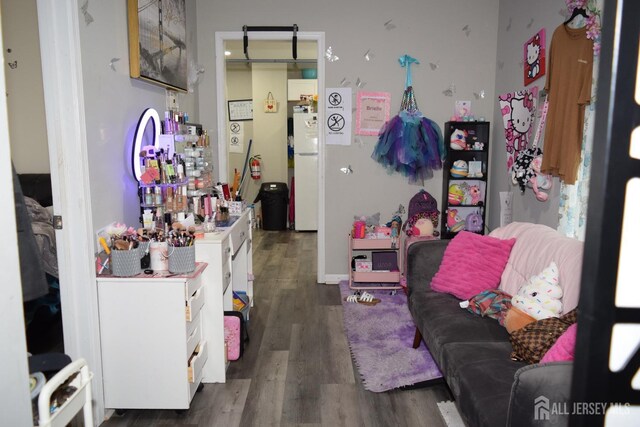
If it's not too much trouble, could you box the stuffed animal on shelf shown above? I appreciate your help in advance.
[448,184,465,205]
[467,185,482,205]
[447,209,465,232]
[464,211,483,232]
[450,129,468,151]
[450,160,468,178]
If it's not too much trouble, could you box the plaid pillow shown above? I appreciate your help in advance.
[509,308,578,364]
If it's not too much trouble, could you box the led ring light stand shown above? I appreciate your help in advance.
[132,108,161,182]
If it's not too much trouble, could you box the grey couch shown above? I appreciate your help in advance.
[406,238,573,427]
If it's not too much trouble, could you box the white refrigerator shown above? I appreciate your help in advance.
[293,113,318,231]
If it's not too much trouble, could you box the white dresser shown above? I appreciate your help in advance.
[195,209,253,383]
[97,263,208,410]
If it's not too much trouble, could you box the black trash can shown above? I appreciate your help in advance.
[254,182,289,230]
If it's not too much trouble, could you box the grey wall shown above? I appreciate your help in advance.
[197,0,501,277]
[488,0,567,231]
[78,1,199,231]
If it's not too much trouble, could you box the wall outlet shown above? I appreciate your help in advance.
[165,89,178,111]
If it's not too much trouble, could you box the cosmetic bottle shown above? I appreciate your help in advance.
[165,187,174,212]
[142,209,154,230]
[144,187,153,205]
[176,186,184,211]
[164,111,174,134]
[154,186,163,205]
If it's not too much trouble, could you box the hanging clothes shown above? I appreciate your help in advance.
[541,24,594,185]
[372,55,445,184]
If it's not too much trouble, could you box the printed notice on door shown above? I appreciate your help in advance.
[325,88,352,145]
[356,92,391,136]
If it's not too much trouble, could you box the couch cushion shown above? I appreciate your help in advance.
[441,341,525,427]
[489,222,583,312]
[409,288,511,367]
[431,231,516,300]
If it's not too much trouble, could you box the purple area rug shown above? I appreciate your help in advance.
[339,281,442,392]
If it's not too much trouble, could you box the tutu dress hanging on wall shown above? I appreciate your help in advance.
[372,55,445,184]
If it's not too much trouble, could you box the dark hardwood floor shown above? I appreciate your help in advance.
[102,230,451,426]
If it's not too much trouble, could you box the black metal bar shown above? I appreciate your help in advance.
[292,24,298,60]
[242,25,300,60]
[243,25,249,60]
[244,26,297,32]
[570,0,640,425]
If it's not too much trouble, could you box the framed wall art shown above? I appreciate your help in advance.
[524,29,546,87]
[128,0,188,92]
[228,99,254,121]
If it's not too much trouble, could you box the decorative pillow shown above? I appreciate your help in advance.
[431,231,516,300]
[510,308,577,364]
[512,262,562,320]
[462,289,512,325]
[540,323,577,363]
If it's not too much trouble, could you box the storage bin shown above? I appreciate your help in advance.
[168,245,196,274]
[111,248,142,277]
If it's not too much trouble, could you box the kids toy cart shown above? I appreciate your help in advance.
[348,233,402,291]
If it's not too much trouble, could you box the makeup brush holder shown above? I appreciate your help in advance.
[111,247,143,277]
[168,245,196,274]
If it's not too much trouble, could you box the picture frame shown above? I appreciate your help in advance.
[127,0,188,92]
[524,29,546,86]
[228,99,254,121]
[355,91,391,136]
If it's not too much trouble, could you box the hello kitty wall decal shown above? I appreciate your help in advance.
[524,29,546,86]
[498,86,539,171]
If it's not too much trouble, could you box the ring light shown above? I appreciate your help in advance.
[132,108,161,181]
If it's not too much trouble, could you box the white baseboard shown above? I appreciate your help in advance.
[324,274,348,284]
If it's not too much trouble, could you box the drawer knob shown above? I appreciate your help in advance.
[240,231,245,239]
[226,272,231,279]
[226,247,231,255]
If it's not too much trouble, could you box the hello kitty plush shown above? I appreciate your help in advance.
[528,155,552,202]
[450,129,468,151]
[511,262,563,320]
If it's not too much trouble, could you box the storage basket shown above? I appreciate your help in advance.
[111,247,142,277]
[168,245,196,274]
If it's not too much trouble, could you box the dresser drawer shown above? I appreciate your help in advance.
[185,287,205,322]
[187,341,208,383]
[186,318,201,359]
[184,273,203,301]
[186,310,199,339]
[222,237,232,261]
[229,221,248,256]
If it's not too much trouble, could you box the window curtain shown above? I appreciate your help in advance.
[557,1,601,240]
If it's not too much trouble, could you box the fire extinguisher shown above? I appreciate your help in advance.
[250,155,261,180]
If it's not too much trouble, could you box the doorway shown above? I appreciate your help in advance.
[215,31,326,283]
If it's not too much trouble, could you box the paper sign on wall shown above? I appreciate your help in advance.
[325,87,352,146]
[229,122,244,153]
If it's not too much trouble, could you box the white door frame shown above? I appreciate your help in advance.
[36,0,104,424]
[215,31,326,283]
[0,12,33,425]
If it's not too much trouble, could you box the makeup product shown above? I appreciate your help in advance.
[144,187,153,205]
[154,186,163,205]
[99,237,111,255]
[165,187,174,212]
[142,209,154,230]
[181,185,188,211]
[192,197,200,217]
